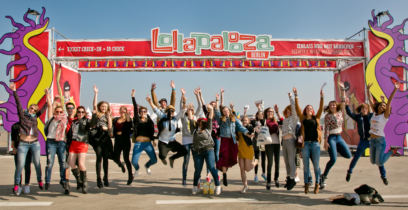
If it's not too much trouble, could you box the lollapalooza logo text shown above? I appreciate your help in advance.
[151,28,275,59]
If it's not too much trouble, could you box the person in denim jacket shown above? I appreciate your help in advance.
[214,89,251,187]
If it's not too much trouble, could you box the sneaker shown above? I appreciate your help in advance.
[241,185,248,193]
[160,158,167,165]
[169,158,174,168]
[182,179,187,187]
[275,180,280,188]
[346,173,351,182]
[206,175,211,183]
[192,186,198,195]
[23,185,30,194]
[215,186,221,195]
[41,182,46,190]
[319,175,327,189]
[254,175,259,183]
[261,173,267,181]
[146,167,152,175]
[134,169,140,177]
[286,178,296,191]
[294,176,300,183]
[13,185,21,196]
[381,177,389,185]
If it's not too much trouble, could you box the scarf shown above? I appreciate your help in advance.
[54,113,67,141]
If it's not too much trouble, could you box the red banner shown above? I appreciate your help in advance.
[52,64,81,108]
[110,103,134,118]
[334,62,366,146]
[56,40,364,58]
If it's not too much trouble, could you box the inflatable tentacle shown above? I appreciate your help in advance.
[6,56,29,75]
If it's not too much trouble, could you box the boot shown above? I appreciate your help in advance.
[314,183,320,194]
[304,183,310,194]
[71,168,82,190]
[103,176,109,187]
[80,171,88,194]
[64,180,70,195]
[97,177,103,189]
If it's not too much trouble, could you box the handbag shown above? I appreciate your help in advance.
[256,125,273,145]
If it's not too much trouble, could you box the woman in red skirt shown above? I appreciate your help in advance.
[67,106,90,194]
[214,89,253,187]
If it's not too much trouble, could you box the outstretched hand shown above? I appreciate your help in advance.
[9,83,16,91]
[170,80,175,89]
[93,85,98,94]
[146,96,152,103]
[181,88,186,95]
[151,83,156,91]
[293,87,297,95]
[131,89,136,97]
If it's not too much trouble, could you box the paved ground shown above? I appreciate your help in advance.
[0,144,407,210]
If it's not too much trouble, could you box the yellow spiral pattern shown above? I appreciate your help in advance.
[366,25,394,103]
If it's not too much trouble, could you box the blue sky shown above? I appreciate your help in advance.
[1,0,407,114]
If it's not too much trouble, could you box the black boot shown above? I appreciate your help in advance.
[103,176,109,187]
[71,168,82,190]
[97,177,103,189]
[80,171,88,194]
[222,173,228,186]
[64,180,70,195]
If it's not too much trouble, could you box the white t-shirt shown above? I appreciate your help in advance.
[369,113,388,137]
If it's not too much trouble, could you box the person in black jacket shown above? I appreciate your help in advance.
[130,89,157,183]
[66,106,91,194]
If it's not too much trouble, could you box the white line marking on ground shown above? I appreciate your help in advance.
[156,198,258,205]
[0,202,53,207]
[382,195,408,199]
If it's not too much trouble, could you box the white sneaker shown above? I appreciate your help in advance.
[146,167,151,175]
[295,176,300,183]
[241,186,248,193]
[134,170,139,177]
[23,185,30,194]
[215,186,221,195]
[192,186,198,195]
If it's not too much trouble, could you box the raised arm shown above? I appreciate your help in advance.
[384,82,399,118]
[45,89,53,119]
[293,87,303,120]
[170,80,176,107]
[194,88,202,117]
[131,89,140,120]
[288,92,296,117]
[316,88,324,118]
[10,83,24,120]
[274,104,282,120]
[206,104,214,130]
[146,96,164,119]
[93,85,98,112]
[151,83,159,107]
[220,88,224,108]
[338,81,346,110]
[214,93,221,123]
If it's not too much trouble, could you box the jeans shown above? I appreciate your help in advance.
[192,149,220,186]
[14,141,42,185]
[302,141,321,184]
[370,136,392,177]
[323,134,352,177]
[182,144,192,181]
[214,137,220,162]
[265,144,280,183]
[131,141,157,170]
[45,139,67,183]
[14,150,32,185]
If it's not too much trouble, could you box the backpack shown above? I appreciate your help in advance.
[192,129,214,153]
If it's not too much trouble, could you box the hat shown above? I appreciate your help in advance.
[197,117,208,123]
[165,105,175,112]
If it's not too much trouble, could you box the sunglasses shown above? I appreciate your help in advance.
[29,107,38,112]
[67,107,75,110]
[77,111,85,114]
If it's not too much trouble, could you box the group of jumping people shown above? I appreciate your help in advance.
[9,79,400,196]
